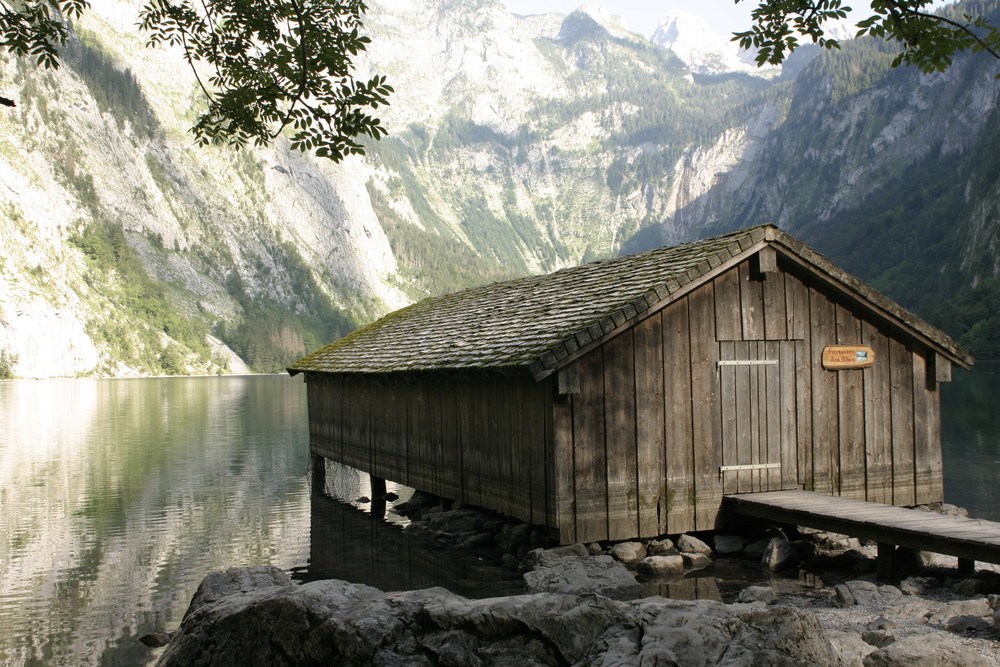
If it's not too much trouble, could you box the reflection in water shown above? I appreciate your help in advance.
[942,364,1000,521]
[0,376,312,666]
[0,367,996,665]
[296,462,524,598]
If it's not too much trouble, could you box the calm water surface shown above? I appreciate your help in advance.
[0,369,997,665]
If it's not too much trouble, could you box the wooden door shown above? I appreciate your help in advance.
[718,341,797,494]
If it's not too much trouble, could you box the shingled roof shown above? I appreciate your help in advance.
[289,224,972,380]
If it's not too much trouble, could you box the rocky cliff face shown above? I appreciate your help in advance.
[1,0,998,377]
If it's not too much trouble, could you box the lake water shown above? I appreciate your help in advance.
[0,368,997,665]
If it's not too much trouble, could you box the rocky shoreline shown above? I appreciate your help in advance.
[149,497,1000,665]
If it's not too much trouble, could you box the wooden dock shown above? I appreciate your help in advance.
[723,490,1000,578]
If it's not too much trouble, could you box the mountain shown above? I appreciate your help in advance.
[1,0,998,379]
[649,9,763,75]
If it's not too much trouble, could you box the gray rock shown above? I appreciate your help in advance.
[863,635,991,666]
[744,537,771,560]
[681,552,712,569]
[523,555,641,600]
[586,542,603,555]
[761,537,797,571]
[928,598,992,623]
[811,531,861,551]
[139,632,173,647]
[878,584,902,598]
[587,600,839,666]
[988,593,999,611]
[182,565,293,621]
[952,577,982,596]
[713,534,744,554]
[899,576,936,596]
[522,543,589,570]
[865,616,898,631]
[158,567,840,667]
[834,580,898,607]
[639,555,684,575]
[861,630,894,648]
[943,614,993,633]
[676,534,712,555]
[646,538,676,556]
[736,585,776,604]
[834,584,857,607]
[609,541,646,563]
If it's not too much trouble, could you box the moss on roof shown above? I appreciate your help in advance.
[288,224,972,378]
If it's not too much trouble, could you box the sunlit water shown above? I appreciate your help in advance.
[0,369,997,665]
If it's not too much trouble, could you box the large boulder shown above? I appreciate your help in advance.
[157,567,840,667]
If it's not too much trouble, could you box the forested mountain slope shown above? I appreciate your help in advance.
[0,0,997,378]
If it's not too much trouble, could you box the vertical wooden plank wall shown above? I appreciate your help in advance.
[305,254,949,546]
[604,331,638,541]
[836,306,866,500]
[663,299,695,533]
[307,371,554,532]
[633,316,665,537]
[889,338,916,506]
[688,281,722,531]
[862,322,892,503]
[573,348,609,540]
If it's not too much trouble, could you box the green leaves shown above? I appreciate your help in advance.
[733,0,1000,76]
[1,0,390,160]
[137,0,392,160]
[1,0,90,68]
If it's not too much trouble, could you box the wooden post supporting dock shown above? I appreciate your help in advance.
[877,543,893,581]
[311,454,327,493]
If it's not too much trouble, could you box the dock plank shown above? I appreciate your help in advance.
[725,490,1000,565]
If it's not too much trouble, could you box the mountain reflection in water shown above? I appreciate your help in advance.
[0,368,996,666]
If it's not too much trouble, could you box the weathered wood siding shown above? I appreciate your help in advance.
[306,252,948,546]
[555,256,947,543]
[306,370,556,530]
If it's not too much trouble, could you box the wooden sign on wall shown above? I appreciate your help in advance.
[823,345,875,370]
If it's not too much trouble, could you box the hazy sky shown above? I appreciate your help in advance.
[500,1,763,38]
[501,1,957,39]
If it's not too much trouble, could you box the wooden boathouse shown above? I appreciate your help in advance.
[288,224,973,545]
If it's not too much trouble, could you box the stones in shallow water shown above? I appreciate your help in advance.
[639,555,684,575]
[761,537,798,571]
[713,534,744,554]
[744,537,771,560]
[609,541,646,563]
[646,538,676,556]
[736,585,776,604]
[522,544,589,570]
[523,555,641,600]
[681,552,711,569]
[677,534,712,555]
